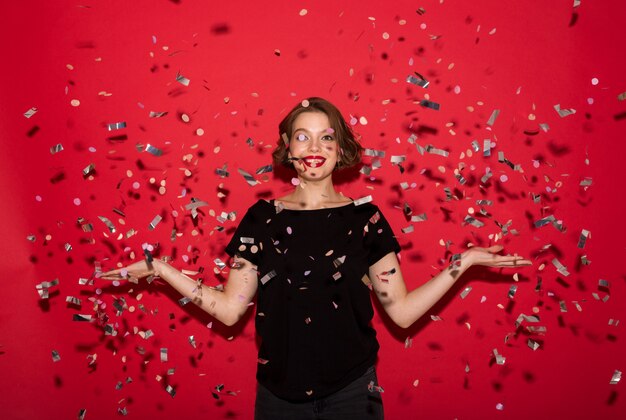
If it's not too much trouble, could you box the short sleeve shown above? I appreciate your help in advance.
[224,200,267,266]
[363,206,401,266]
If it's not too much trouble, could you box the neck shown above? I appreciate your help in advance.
[289,176,343,208]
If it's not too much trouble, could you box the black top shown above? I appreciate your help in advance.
[225,199,401,401]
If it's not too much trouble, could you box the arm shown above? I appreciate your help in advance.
[101,255,258,327]
[369,245,531,329]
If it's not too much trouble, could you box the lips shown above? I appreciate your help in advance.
[301,155,326,168]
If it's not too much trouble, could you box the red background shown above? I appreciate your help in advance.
[1,1,625,418]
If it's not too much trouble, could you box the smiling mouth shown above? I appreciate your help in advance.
[301,156,326,168]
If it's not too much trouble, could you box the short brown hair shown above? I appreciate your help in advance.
[272,97,362,170]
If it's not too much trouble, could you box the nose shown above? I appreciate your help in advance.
[308,137,321,152]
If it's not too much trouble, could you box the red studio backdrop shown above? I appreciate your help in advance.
[1,1,625,419]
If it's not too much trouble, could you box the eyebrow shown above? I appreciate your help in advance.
[293,128,333,134]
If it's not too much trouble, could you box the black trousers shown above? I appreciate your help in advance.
[254,366,384,420]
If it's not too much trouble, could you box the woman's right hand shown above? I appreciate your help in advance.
[100,259,158,282]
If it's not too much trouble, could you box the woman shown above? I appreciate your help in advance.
[102,97,531,419]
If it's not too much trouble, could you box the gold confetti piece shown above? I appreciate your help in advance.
[107,122,126,131]
[554,103,576,117]
[175,72,190,86]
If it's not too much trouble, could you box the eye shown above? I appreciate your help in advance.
[321,135,335,141]
[295,133,308,141]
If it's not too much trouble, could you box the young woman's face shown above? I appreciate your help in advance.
[288,111,339,181]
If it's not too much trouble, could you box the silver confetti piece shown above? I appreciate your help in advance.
[554,103,576,118]
[407,133,418,144]
[36,278,59,299]
[145,144,163,156]
[406,74,429,88]
[148,215,162,230]
[476,200,493,206]
[552,258,570,276]
[420,99,440,110]
[240,237,255,244]
[107,121,127,131]
[178,297,192,306]
[493,348,506,365]
[610,370,622,385]
[165,384,176,397]
[508,285,518,299]
[460,286,472,299]
[401,225,414,234]
[260,270,277,285]
[527,339,540,351]
[353,195,372,206]
[364,148,385,157]
[189,336,197,348]
[214,258,227,270]
[577,229,590,248]
[160,348,168,362]
[24,107,38,118]
[52,350,61,362]
[78,409,87,420]
[410,213,427,222]
[539,123,550,132]
[599,279,610,288]
[66,296,81,306]
[175,72,190,86]
[238,168,259,186]
[390,155,406,164]
[149,111,168,118]
[483,139,491,157]
[332,272,342,281]
[50,144,64,154]
[256,164,273,175]
[464,215,485,228]
[487,109,500,127]
[246,137,255,147]
[481,171,493,183]
[83,163,95,176]
[425,144,449,157]
[559,301,568,312]
[580,177,592,187]
[471,140,480,152]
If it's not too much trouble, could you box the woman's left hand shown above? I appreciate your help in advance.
[461,245,532,268]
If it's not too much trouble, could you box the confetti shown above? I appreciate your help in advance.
[238,168,259,186]
[107,122,127,131]
[419,99,440,110]
[260,270,277,285]
[353,195,372,206]
[149,111,168,118]
[50,144,64,154]
[24,107,38,118]
[145,144,163,157]
[610,370,622,385]
[36,278,59,299]
[552,258,570,276]
[577,229,591,248]
[406,74,429,88]
[486,109,500,127]
[554,103,576,118]
[175,72,190,86]
[460,286,472,299]
[493,348,506,365]
[52,350,61,362]
[148,215,162,230]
